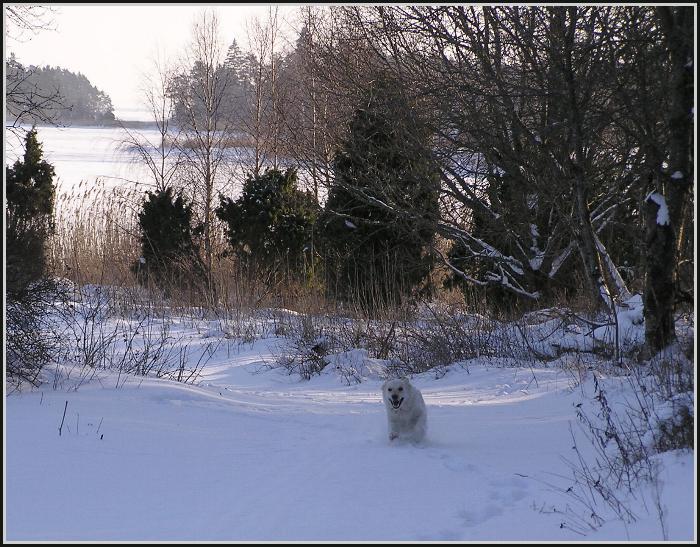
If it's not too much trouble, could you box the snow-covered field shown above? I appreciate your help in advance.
[5,300,695,541]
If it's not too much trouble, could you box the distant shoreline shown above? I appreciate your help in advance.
[117,119,159,129]
[24,120,159,130]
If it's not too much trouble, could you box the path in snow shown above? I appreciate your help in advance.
[5,340,693,541]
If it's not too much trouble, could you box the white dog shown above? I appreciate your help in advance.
[382,377,427,443]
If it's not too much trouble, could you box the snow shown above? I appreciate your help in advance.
[5,125,255,216]
[549,242,575,278]
[6,125,154,192]
[531,293,646,356]
[529,255,544,271]
[529,223,544,271]
[594,233,632,302]
[324,348,387,382]
[344,219,357,229]
[671,171,684,180]
[646,191,670,226]
[591,294,644,348]
[5,299,694,541]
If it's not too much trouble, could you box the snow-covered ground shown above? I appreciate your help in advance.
[5,309,695,541]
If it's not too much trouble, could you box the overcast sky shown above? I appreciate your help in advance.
[5,4,300,116]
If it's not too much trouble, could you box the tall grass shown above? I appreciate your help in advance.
[47,179,325,318]
[45,177,661,379]
[49,179,142,288]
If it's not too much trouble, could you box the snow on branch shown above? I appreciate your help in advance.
[549,241,576,279]
[594,233,632,302]
[645,191,670,226]
[434,224,541,300]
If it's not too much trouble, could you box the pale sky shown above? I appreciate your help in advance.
[5,4,301,116]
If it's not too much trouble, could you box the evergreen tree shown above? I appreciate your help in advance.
[319,77,440,310]
[132,187,204,293]
[6,127,56,293]
[6,128,60,387]
[216,167,319,281]
[220,38,252,128]
[224,39,247,81]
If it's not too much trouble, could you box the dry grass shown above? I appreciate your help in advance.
[47,182,328,319]
[49,180,143,288]
[46,179,628,369]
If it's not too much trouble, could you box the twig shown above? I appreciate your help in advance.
[58,400,68,436]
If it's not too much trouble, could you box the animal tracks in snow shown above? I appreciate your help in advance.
[457,475,533,529]
[423,448,534,531]
[426,450,476,473]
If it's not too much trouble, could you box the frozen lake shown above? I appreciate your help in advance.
[5,125,267,222]
[6,125,162,192]
[6,124,317,226]
[5,125,264,194]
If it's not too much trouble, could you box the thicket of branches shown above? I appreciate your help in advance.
[12,6,691,359]
[121,6,692,353]
[309,6,692,353]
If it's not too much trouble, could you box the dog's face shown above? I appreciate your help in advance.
[382,378,412,410]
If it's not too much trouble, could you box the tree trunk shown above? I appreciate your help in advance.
[573,171,611,308]
[643,6,694,353]
[560,6,612,309]
[643,192,676,351]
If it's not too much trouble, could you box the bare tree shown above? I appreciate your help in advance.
[5,5,56,42]
[321,5,639,306]
[589,6,693,352]
[277,6,340,199]
[5,6,65,137]
[640,6,694,352]
[243,8,285,176]
[304,5,693,355]
[268,7,281,171]
[120,54,183,192]
[171,9,233,302]
[6,56,64,131]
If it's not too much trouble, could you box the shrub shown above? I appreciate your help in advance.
[6,127,56,294]
[132,187,205,294]
[6,128,60,388]
[272,314,329,380]
[216,167,319,283]
[6,279,63,389]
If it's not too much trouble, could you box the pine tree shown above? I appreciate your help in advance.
[216,168,319,283]
[6,127,56,293]
[224,39,247,81]
[221,38,252,128]
[319,76,439,311]
[132,187,204,293]
[6,128,60,387]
